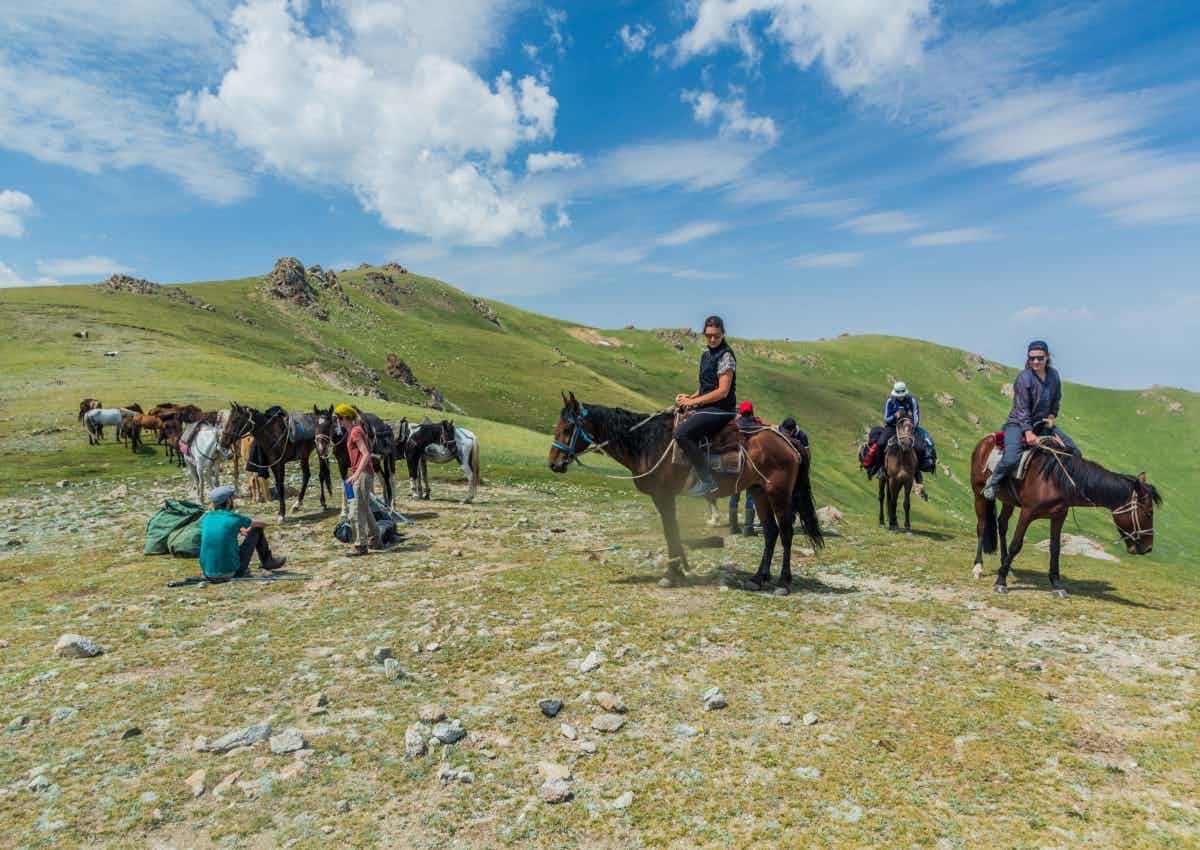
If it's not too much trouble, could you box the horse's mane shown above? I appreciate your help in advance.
[572,403,672,460]
[1037,450,1163,508]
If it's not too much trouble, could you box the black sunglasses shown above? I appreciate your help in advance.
[1028,354,1046,362]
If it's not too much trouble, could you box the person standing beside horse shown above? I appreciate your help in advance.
[981,340,1078,500]
[674,315,738,497]
[335,404,382,556]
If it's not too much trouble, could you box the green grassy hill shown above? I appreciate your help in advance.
[1,262,1195,560]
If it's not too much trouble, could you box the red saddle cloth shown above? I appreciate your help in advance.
[993,431,1006,449]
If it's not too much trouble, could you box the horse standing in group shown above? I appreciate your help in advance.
[969,434,1160,596]
[398,418,480,503]
[78,398,102,424]
[312,405,397,511]
[219,403,321,521]
[548,392,822,591]
[83,407,136,445]
[878,414,918,532]
[181,423,228,505]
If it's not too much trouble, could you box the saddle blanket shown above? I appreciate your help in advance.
[287,413,315,442]
[985,446,1035,480]
[424,444,454,463]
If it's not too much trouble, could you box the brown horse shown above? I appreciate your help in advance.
[969,435,1161,596]
[878,414,918,531]
[548,392,822,592]
[78,398,102,422]
[219,403,321,520]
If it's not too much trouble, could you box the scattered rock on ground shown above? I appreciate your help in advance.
[537,762,572,782]
[202,723,271,753]
[560,723,578,741]
[383,658,407,680]
[610,791,634,811]
[1001,383,1014,398]
[185,769,207,798]
[702,687,727,711]
[935,392,955,407]
[418,704,446,724]
[432,719,466,744]
[592,713,626,733]
[539,778,572,804]
[594,692,626,713]
[538,699,563,718]
[306,692,329,716]
[1036,534,1119,562]
[404,724,428,759]
[269,727,305,754]
[802,712,819,726]
[579,651,604,673]
[816,505,843,526]
[54,634,103,658]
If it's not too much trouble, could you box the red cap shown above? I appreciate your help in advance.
[738,400,754,415]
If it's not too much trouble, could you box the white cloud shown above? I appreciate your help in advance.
[681,89,779,144]
[181,0,560,246]
[838,210,919,234]
[1012,305,1092,322]
[545,8,568,55]
[36,255,132,278]
[641,264,736,280]
[595,138,764,193]
[725,176,806,204]
[786,198,866,218]
[618,23,654,54]
[788,252,862,268]
[332,0,519,68]
[0,190,34,238]
[653,221,728,247]
[527,151,583,173]
[909,227,997,247]
[0,260,24,287]
[675,0,937,94]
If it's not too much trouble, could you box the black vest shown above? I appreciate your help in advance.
[698,341,737,412]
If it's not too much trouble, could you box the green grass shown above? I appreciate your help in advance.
[0,267,1196,848]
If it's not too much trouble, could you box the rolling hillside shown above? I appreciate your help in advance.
[0,260,1195,560]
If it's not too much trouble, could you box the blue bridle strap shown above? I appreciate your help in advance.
[551,407,593,459]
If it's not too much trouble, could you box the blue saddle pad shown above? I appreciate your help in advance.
[288,414,315,442]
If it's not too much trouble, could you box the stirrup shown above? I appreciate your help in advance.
[686,476,718,497]
[981,482,997,501]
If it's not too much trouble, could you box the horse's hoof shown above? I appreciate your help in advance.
[1052,587,1069,599]
[993,584,1009,595]
[463,498,473,505]
[657,575,680,589]
[972,563,983,580]
[773,586,790,597]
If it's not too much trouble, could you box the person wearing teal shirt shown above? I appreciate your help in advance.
[199,485,286,580]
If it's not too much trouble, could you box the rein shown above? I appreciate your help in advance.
[1033,439,1152,547]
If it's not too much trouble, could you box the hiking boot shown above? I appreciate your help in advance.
[729,524,741,535]
[347,546,370,557]
[262,556,287,571]
[685,475,718,498]
[981,483,997,501]
[742,526,758,537]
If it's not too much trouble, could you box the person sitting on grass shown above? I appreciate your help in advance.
[200,485,286,581]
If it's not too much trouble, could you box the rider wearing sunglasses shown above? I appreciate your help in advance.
[674,315,738,496]
[982,339,1079,500]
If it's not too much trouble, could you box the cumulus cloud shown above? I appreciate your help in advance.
[180,0,561,246]
[0,190,34,238]
[681,89,779,144]
[653,221,728,247]
[788,251,862,268]
[641,264,736,280]
[838,210,919,234]
[909,227,997,247]
[618,23,654,54]
[36,255,132,278]
[675,0,937,94]
[1011,305,1092,322]
[527,151,583,173]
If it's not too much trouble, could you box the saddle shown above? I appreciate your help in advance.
[671,410,743,475]
[984,445,1036,481]
[287,413,315,443]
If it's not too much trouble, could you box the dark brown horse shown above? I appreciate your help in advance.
[78,398,102,422]
[970,435,1160,596]
[313,405,397,509]
[219,403,321,520]
[878,414,918,531]
[548,392,822,591]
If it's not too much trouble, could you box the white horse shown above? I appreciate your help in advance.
[182,423,230,504]
[83,407,134,445]
[403,420,481,503]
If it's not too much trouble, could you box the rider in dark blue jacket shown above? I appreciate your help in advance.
[867,382,933,485]
[675,315,737,497]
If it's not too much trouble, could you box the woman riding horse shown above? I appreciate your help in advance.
[982,340,1078,500]
[674,315,738,497]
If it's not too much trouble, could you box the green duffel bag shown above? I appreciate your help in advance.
[144,499,205,556]
[167,517,205,558]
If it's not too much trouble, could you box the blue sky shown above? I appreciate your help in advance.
[1,1,1198,390]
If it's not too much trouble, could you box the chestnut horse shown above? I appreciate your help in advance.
[878,414,918,531]
[970,435,1160,596]
[548,392,822,592]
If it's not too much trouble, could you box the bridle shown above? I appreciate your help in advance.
[314,414,346,458]
[551,406,602,464]
[1111,488,1153,548]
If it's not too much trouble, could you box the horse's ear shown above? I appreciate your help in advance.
[561,390,569,408]
[568,391,579,412]
[1137,471,1146,483]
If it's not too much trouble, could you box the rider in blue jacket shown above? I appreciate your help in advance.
[866,382,934,490]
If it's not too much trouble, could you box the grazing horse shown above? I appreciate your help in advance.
[879,414,918,531]
[78,398,102,423]
[399,418,480,503]
[219,403,320,520]
[548,392,822,591]
[970,435,1161,596]
[160,419,184,466]
[313,405,397,510]
[83,408,133,445]
[182,423,228,504]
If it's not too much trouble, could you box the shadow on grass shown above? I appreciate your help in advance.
[1003,568,1166,609]
[612,564,856,595]
[402,512,440,521]
[903,528,954,541]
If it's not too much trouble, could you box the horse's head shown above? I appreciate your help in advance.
[440,420,456,444]
[313,404,338,459]
[549,391,592,473]
[895,415,915,448]
[220,402,250,450]
[1113,472,1161,555]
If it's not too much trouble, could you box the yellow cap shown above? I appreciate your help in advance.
[333,403,358,419]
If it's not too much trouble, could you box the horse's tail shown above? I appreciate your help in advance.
[981,496,998,554]
[470,438,481,486]
[791,451,824,551]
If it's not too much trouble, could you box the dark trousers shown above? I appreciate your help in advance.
[674,409,736,474]
[224,527,274,579]
[994,424,1078,479]
[729,491,755,529]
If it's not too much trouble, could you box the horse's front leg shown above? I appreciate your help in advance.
[1047,511,1068,597]
[651,491,687,587]
[776,505,795,593]
[421,458,430,500]
[459,456,474,503]
[887,481,900,531]
[293,455,310,513]
[903,482,912,531]
[274,465,287,522]
[996,508,1034,594]
[998,503,1014,566]
[877,476,885,526]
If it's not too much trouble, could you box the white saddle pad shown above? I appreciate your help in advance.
[985,446,1035,480]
